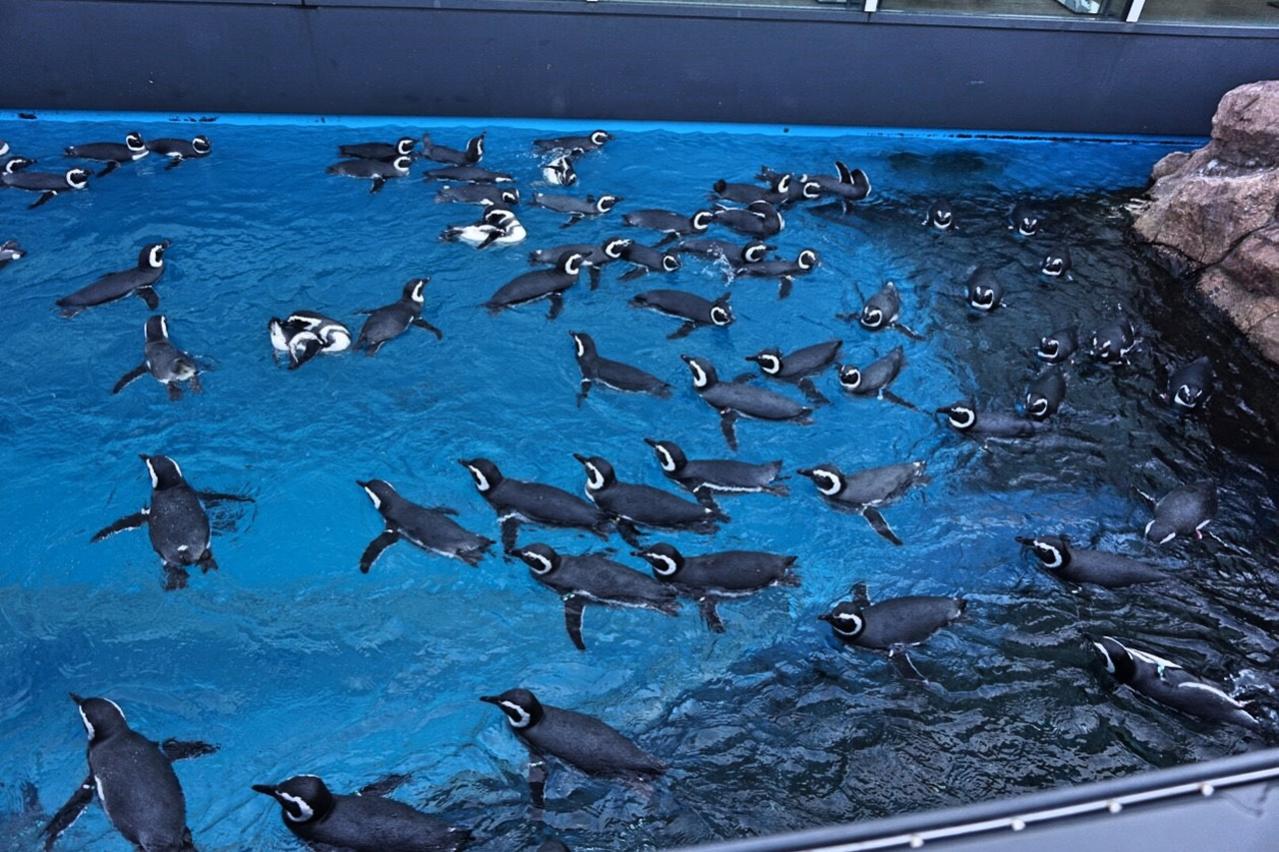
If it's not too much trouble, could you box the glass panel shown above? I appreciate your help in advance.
[878,0,1121,17]
[1139,0,1279,25]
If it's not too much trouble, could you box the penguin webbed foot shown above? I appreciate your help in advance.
[163,564,190,591]
[359,529,401,573]
[412,317,444,340]
[160,739,218,762]
[187,374,204,394]
[699,597,726,633]
[42,773,95,852]
[526,759,548,811]
[197,551,219,573]
[563,595,587,651]
[616,520,643,548]
[668,321,697,340]
[357,772,411,798]
[167,382,183,401]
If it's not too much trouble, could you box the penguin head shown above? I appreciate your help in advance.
[0,239,23,259]
[589,131,612,147]
[709,295,733,327]
[968,286,997,311]
[287,331,323,370]
[573,454,616,493]
[644,438,687,474]
[937,402,977,431]
[1091,636,1137,684]
[402,277,429,305]
[252,775,335,824]
[930,203,953,229]
[680,355,719,390]
[836,364,862,391]
[743,242,770,264]
[1172,383,1204,409]
[632,543,684,578]
[1016,535,1072,571]
[391,155,412,174]
[125,131,146,153]
[746,348,784,376]
[602,237,630,260]
[141,240,170,269]
[2,156,35,175]
[560,253,586,277]
[466,133,485,161]
[1143,516,1178,546]
[1025,392,1051,420]
[141,454,184,489]
[690,210,714,233]
[144,314,170,342]
[357,479,397,511]
[71,694,128,742]
[485,208,517,229]
[481,688,544,729]
[458,458,503,493]
[65,168,91,190]
[800,179,822,200]
[797,249,820,271]
[595,195,620,214]
[860,298,887,329]
[510,543,561,576]
[501,189,520,206]
[1041,251,1067,276]
[818,603,865,639]
[797,465,844,496]
[394,137,416,157]
[569,331,597,360]
[773,173,792,195]
[191,136,212,155]
[661,253,681,274]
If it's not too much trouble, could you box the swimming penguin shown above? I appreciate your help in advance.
[1090,318,1139,364]
[755,166,823,205]
[1162,356,1213,410]
[622,208,713,245]
[1041,245,1072,279]
[810,162,871,211]
[1009,202,1040,236]
[676,239,772,267]
[574,454,721,546]
[642,439,786,512]
[837,346,915,410]
[112,315,202,400]
[1143,480,1217,545]
[90,454,251,590]
[1016,535,1166,588]
[541,154,578,187]
[480,688,662,808]
[965,266,1004,311]
[338,136,416,162]
[355,278,442,355]
[923,200,954,230]
[531,193,621,227]
[0,239,25,268]
[838,281,923,339]
[1,155,35,174]
[146,136,213,169]
[617,241,681,282]
[441,207,526,249]
[1,166,90,208]
[570,331,671,404]
[529,239,627,289]
[1036,326,1079,363]
[712,201,784,238]
[64,131,148,176]
[532,130,612,155]
[509,543,680,651]
[42,696,216,852]
[435,183,520,208]
[1024,368,1066,420]
[486,251,585,319]
[681,355,812,451]
[422,165,513,183]
[711,174,791,206]
[796,461,925,546]
[632,542,798,633]
[326,155,411,193]
[459,457,610,552]
[730,249,820,299]
[56,241,171,317]
[629,290,733,339]
[269,311,351,369]
[745,340,841,405]
[421,131,484,165]
[253,775,471,852]
[820,583,965,679]
[357,479,494,571]
[1091,636,1258,730]
[936,402,1047,440]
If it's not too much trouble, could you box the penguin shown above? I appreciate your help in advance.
[838,281,923,339]
[441,207,526,249]
[617,241,681,282]
[681,355,812,451]
[0,239,25,268]
[541,154,577,187]
[357,479,494,571]
[435,184,520,208]
[1017,535,1166,588]
[458,457,610,552]
[676,238,771,267]
[755,166,823,205]
[64,131,148,176]
[570,331,671,404]
[1091,636,1258,730]
[1,166,89,208]
[422,165,513,183]
[1,154,35,174]
[326,155,411,193]
[1162,356,1213,410]
[508,543,680,651]
[1144,480,1217,545]
[43,695,216,852]
[269,311,351,370]
[355,278,442,355]
[820,583,965,679]
[1041,245,1072,279]
[56,241,171,317]
[253,775,471,852]
[90,454,250,590]
[1024,368,1066,420]
[629,290,733,339]
[421,131,484,165]
[146,136,212,169]
[532,130,612,155]
[0,139,7,157]
[622,208,713,245]
[112,315,202,400]
[730,249,820,299]
[1090,318,1139,364]
[711,174,790,206]
[529,239,627,290]
[531,193,620,227]
[1008,202,1040,236]
[796,461,925,546]
[923,200,954,230]
[712,200,784,238]
[1036,326,1078,364]
[837,346,915,410]
[631,542,798,633]
[810,162,871,211]
[643,438,787,504]
[965,266,1004,311]
[574,454,721,546]
[745,339,841,405]
[486,251,585,319]
[936,402,1047,440]
[338,136,416,162]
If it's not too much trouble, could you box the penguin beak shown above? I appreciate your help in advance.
[456,459,474,468]
[796,468,814,477]
[479,695,501,705]
[68,692,84,705]
[1014,536,1035,546]
[355,480,369,489]
[744,355,760,364]
[251,784,278,797]
[816,613,834,624]
[571,453,590,465]
[138,453,151,463]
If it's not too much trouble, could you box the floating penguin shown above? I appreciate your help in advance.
[820,583,966,679]
[797,461,925,546]
[755,166,823,205]
[357,479,494,571]
[43,695,216,852]
[253,774,472,852]
[681,355,812,451]
[541,154,577,187]
[1090,318,1139,364]
[91,454,251,590]
[1143,480,1217,545]
[355,278,442,355]
[632,542,798,632]
[1091,636,1258,730]
[838,281,923,339]
[643,438,787,505]
[622,208,713,245]
[529,239,627,289]
[1008,201,1040,236]
[459,457,610,552]
[745,340,841,405]
[1036,326,1079,363]
[711,174,791,206]
[1024,368,1066,420]
[1041,245,1072,279]
[326,155,411,193]
[712,201,784,238]
[1,154,35,174]
[936,402,1047,440]
[1,166,89,208]
[1017,535,1167,588]
[730,249,820,299]
[480,688,663,808]
[965,266,1005,312]
[441,207,526,248]
[630,290,732,339]
[435,183,520,208]
[65,131,148,176]
[509,543,680,651]
[574,454,721,546]
[923,200,954,230]
[268,310,352,369]
[532,130,612,155]
[570,331,671,404]
[422,164,513,183]
[677,238,771,267]
[338,137,416,162]
[532,193,621,227]
[486,251,585,319]
[1162,356,1213,410]
[421,131,484,165]
[146,136,212,169]
[112,315,202,400]
[0,239,25,268]
[837,346,915,410]
[56,241,170,317]
[810,162,871,212]
[617,242,681,282]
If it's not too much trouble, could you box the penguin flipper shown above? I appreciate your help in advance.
[561,214,582,229]
[719,410,740,452]
[29,191,56,209]
[563,595,588,651]
[42,773,94,852]
[500,516,522,554]
[167,382,183,401]
[136,286,160,310]
[357,772,412,797]
[588,266,601,291]
[90,510,149,542]
[164,157,183,171]
[161,739,218,762]
[616,520,643,548]
[880,389,919,412]
[197,490,254,505]
[546,293,564,320]
[888,648,926,681]
[778,276,793,299]
[576,378,592,407]
[892,322,925,341]
[369,177,386,194]
[527,758,547,811]
[360,529,401,573]
[412,317,444,340]
[111,364,148,394]
[698,597,726,633]
[619,267,647,283]
[96,161,119,178]
[863,507,903,546]
[798,378,829,406]
[667,321,697,340]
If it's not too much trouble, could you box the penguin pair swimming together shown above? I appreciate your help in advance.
[797,461,926,546]
[575,454,723,546]
[837,346,916,410]
[838,281,924,340]
[936,401,1049,441]
[630,290,733,339]
[570,331,671,404]
[820,582,965,679]
[713,200,784,238]
[2,165,90,208]
[112,315,202,400]
[358,479,494,571]
[441,207,526,248]
[459,457,610,552]
[339,136,416,162]
[65,131,148,176]
[809,162,872,213]
[643,438,788,506]
[532,192,621,227]
[421,131,485,165]
[681,355,812,451]
[269,311,352,369]
[711,174,792,207]
[745,339,841,405]
[487,251,585,319]
[355,278,443,355]
[147,136,212,169]
[327,155,411,193]
[56,241,171,317]
[1018,535,1167,588]
[0,238,25,268]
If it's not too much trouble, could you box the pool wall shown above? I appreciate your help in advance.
[3,0,1278,136]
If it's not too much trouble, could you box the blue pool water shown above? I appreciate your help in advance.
[1,114,1277,851]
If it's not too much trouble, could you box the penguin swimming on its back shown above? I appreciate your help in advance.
[441,207,526,249]
[357,479,494,571]
[112,315,202,400]
[820,583,966,680]
[541,153,577,187]
[56,241,171,317]
[355,278,442,355]
[269,310,351,369]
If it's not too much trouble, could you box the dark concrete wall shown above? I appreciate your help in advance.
[1,0,1275,135]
